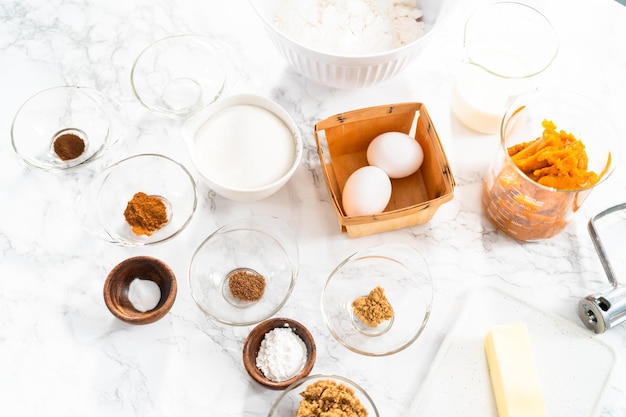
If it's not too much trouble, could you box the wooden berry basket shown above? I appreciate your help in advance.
[314,102,455,238]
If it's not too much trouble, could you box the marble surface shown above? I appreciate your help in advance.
[1,0,626,416]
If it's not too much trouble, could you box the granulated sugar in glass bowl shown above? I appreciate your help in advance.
[249,0,454,89]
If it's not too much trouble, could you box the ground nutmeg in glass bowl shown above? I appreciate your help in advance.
[228,268,266,302]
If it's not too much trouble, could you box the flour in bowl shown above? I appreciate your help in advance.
[273,0,425,55]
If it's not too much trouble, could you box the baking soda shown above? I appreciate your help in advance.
[273,0,425,55]
[256,326,307,382]
[128,278,161,312]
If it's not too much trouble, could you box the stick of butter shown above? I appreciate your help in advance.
[484,323,548,417]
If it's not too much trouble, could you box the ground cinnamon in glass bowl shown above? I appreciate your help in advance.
[77,154,197,246]
[124,192,169,236]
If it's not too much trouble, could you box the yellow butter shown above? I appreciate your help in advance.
[484,323,548,417]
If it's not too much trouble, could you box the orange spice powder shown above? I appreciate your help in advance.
[123,192,168,236]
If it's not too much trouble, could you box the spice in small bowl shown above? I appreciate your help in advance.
[226,268,266,303]
[103,256,177,325]
[52,128,87,161]
[242,317,316,390]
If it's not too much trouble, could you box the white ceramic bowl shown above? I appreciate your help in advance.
[181,93,303,202]
[248,0,451,89]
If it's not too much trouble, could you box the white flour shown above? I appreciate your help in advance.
[256,326,307,382]
[273,0,425,55]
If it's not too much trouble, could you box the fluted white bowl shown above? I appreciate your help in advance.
[248,0,451,89]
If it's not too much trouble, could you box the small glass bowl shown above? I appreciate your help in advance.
[10,86,126,170]
[268,374,379,417]
[322,244,433,356]
[188,216,299,326]
[131,34,237,118]
[77,153,197,246]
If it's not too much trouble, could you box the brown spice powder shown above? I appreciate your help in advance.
[351,286,394,327]
[228,269,266,302]
[296,379,368,417]
[53,133,85,161]
[123,192,168,236]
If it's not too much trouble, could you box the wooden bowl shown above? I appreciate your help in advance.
[103,256,177,325]
[242,317,316,390]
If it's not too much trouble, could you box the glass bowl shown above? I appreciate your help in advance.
[322,244,433,356]
[76,153,197,246]
[10,86,126,170]
[268,374,379,417]
[131,34,237,118]
[188,216,299,326]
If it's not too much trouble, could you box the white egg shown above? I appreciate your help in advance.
[366,131,424,178]
[341,166,392,217]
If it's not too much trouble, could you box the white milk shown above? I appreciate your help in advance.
[450,51,535,135]
[192,104,295,189]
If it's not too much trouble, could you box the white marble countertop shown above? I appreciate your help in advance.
[1,0,626,416]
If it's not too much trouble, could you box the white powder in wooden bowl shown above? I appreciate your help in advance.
[273,0,425,55]
[256,327,307,382]
[128,278,161,312]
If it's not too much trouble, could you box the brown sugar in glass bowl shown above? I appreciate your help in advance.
[103,256,177,325]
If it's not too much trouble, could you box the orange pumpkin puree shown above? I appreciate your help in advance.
[507,120,599,190]
[483,119,606,240]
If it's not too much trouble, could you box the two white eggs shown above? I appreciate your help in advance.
[342,132,424,217]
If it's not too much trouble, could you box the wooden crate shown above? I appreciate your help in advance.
[314,102,455,238]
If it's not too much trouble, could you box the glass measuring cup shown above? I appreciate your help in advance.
[450,2,559,134]
[482,89,618,241]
